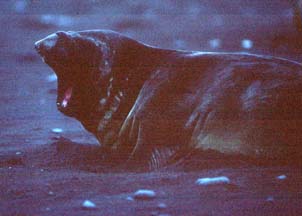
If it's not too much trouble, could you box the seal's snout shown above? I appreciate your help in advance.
[34,41,39,50]
[34,40,43,53]
[34,33,59,56]
[34,39,48,57]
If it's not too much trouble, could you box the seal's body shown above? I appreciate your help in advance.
[35,30,302,168]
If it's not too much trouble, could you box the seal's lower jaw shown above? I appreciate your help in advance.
[57,103,76,117]
[57,106,75,117]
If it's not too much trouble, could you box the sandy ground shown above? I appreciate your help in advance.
[1,1,302,215]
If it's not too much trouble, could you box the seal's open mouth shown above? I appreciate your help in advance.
[61,87,73,108]
[56,86,76,117]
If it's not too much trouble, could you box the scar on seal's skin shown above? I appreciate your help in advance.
[35,29,302,169]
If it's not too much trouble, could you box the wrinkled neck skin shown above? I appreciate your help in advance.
[79,33,170,149]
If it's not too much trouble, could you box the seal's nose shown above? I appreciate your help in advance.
[34,41,40,50]
[34,39,44,54]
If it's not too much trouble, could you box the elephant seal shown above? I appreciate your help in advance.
[35,30,302,169]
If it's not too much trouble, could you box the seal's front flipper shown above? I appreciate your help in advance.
[149,146,180,170]
[122,145,179,171]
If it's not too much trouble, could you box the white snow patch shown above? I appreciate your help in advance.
[51,128,63,133]
[126,196,134,201]
[241,39,253,49]
[82,200,96,209]
[276,175,287,180]
[209,38,221,49]
[195,176,230,186]
[46,74,57,82]
[134,189,156,200]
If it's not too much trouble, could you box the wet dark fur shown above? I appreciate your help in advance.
[36,30,302,169]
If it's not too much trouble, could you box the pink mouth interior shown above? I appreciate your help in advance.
[61,87,73,108]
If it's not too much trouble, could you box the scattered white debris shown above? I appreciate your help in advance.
[276,175,287,180]
[209,38,221,49]
[241,39,253,49]
[195,176,230,186]
[133,189,156,200]
[46,74,57,82]
[266,196,274,202]
[82,200,96,209]
[51,128,63,133]
[15,151,22,155]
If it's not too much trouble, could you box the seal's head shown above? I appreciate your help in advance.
[35,31,113,134]
[35,30,155,151]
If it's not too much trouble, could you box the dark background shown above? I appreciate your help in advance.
[1,1,302,215]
